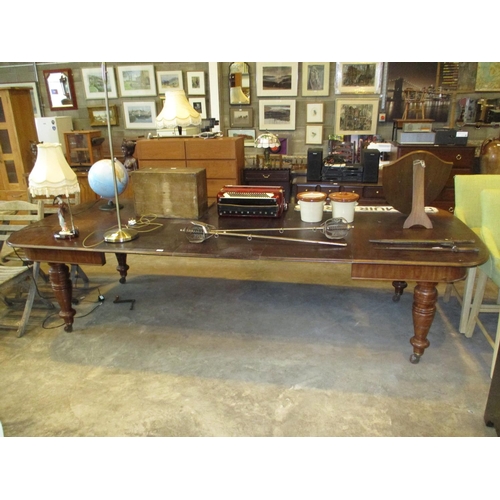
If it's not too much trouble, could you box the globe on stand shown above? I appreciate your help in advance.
[88,158,129,211]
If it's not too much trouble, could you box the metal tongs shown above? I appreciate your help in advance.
[369,238,479,253]
[181,219,353,246]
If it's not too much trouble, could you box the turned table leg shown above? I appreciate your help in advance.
[115,253,129,284]
[409,281,438,363]
[48,262,75,332]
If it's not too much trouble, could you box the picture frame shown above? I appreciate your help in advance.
[306,125,323,145]
[335,98,379,135]
[123,101,157,129]
[0,82,41,117]
[259,99,296,130]
[117,65,156,97]
[306,103,324,123]
[188,97,207,118]
[156,70,183,93]
[81,67,118,99]
[335,62,382,94]
[187,71,205,95]
[475,62,500,91]
[256,62,298,96]
[229,107,253,127]
[301,62,330,97]
[227,128,256,147]
[88,105,118,126]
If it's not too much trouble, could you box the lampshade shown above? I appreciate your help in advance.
[255,132,280,149]
[29,143,80,197]
[156,89,202,129]
[230,86,250,105]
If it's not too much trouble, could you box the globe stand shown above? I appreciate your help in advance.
[99,199,123,211]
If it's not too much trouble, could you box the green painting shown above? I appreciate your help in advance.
[475,62,500,91]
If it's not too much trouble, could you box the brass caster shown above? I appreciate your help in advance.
[409,353,421,364]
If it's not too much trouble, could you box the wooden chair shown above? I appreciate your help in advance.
[26,191,89,287]
[0,200,54,336]
[382,151,453,301]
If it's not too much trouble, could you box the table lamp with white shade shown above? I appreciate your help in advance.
[28,142,80,239]
[156,88,201,136]
[255,132,280,168]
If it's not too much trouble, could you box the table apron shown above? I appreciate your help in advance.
[351,263,467,282]
[23,248,106,266]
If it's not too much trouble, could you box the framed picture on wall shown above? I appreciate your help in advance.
[259,99,296,130]
[227,128,256,147]
[301,62,330,97]
[335,98,379,135]
[188,97,207,118]
[306,103,324,123]
[335,62,382,94]
[117,65,156,97]
[82,67,118,99]
[156,70,183,93]
[123,101,157,129]
[88,105,118,126]
[230,107,253,127]
[475,62,500,91]
[256,62,298,96]
[306,125,323,144]
[187,71,205,95]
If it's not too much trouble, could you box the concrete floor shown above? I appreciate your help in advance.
[0,254,497,437]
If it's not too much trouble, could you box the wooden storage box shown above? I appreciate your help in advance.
[131,167,208,219]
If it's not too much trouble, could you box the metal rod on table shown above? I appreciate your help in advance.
[370,239,475,246]
[381,245,479,253]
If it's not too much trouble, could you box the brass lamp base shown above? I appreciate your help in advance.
[104,227,138,243]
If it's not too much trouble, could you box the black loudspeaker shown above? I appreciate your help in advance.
[362,149,380,183]
[307,148,323,181]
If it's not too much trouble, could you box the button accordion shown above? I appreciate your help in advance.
[217,185,286,217]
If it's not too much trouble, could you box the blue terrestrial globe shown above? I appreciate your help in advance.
[88,159,129,200]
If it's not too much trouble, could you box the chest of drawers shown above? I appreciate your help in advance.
[135,137,244,202]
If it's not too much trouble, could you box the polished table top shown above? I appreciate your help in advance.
[8,200,489,271]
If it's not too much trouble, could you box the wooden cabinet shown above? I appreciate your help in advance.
[243,168,291,202]
[390,143,476,212]
[135,137,244,202]
[0,88,37,200]
[64,130,103,167]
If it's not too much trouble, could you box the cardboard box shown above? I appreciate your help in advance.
[131,167,208,219]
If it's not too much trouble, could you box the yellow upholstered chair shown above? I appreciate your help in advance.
[443,175,500,333]
[465,189,500,377]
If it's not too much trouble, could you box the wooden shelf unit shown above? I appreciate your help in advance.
[64,130,103,167]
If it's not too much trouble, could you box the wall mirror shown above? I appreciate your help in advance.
[229,62,250,105]
[43,68,78,110]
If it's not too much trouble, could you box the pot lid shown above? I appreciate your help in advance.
[330,191,360,203]
[297,191,327,202]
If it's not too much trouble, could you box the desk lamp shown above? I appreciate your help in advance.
[28,142,80,239]
[255,132,280,168]
[156,88,201,136]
